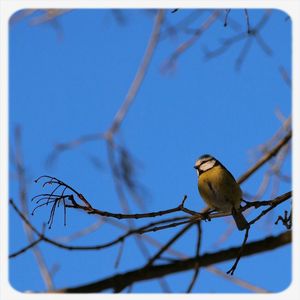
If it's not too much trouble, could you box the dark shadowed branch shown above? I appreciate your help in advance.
[55,231,291,293]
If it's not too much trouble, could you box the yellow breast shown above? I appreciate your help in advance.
[198,165,242,212]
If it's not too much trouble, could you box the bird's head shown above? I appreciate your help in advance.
[194,154,217,175]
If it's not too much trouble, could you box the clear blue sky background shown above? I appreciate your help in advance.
[9,9,291,293]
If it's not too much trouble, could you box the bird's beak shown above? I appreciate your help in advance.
[193,166,198,170]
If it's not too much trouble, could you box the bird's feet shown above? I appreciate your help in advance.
[200,208,216,221]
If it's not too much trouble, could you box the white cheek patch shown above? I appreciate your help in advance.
[199,160,215,171]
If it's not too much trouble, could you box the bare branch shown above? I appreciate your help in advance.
[244,9,251,33]
[206,266,269,292]
[12,126,54,290]
[237,131,291,184]
[146,223,193,266]
[107,9,164,137]
[278,65,291,87]
[246,191,291,226]
[275,210,292,230]
[162,11,220,71]
[224,9,231,27]
[56,231,291,293]
[9,237,43,259]
[11,198,190,252]
[106,217,272,293]
[204,10,272,70]
[226,228,250,275]
[186,222,202,292]
[32,174,291,233]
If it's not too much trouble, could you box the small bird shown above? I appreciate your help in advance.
[194,154,249,231]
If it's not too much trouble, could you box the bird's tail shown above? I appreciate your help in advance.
[232,208,249,231]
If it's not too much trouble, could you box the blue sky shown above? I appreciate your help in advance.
[9,9,291,293]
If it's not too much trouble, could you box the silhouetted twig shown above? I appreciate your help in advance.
[55,231,291,293]
[226,228,249,275]
[186,222,202,292]
[237,131,292,184]
[204,10,272,70]
[275,210,292,229]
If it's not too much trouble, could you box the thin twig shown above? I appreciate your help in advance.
[278,65,291,87]
[56,231,291,293]
[141,191,291,275]
[13,127,54,290]
[204,10,272,70]
[244,9,251,33]
[226,228,250,275]
[163,11,220,71]
[107,9,164,137]
[275,210,292,230]
[242,191,291,210]
[237,131,292,184]
[147,223,194,266]
[114,240,125,268]
[33,174,291,226]
[224,9,231,27]
[186,222,202,292]
[106,217,271,293]
[207,266,269,292]
[10,199,190,252]
[9,237,43,259]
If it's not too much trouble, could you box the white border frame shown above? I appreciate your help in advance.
[1,1,299,299]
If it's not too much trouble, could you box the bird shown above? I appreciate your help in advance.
[194,154,249,231]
